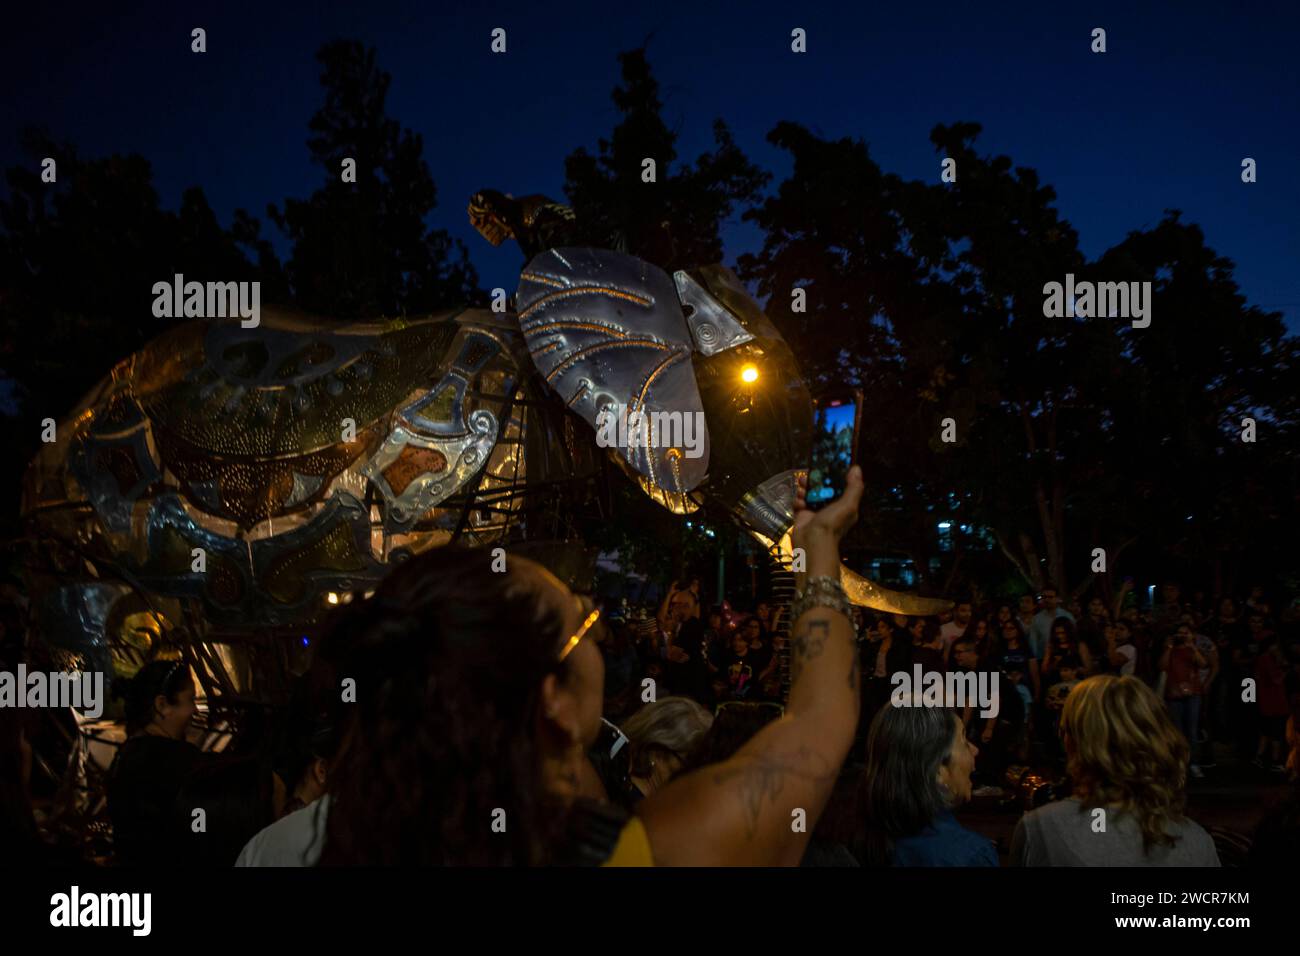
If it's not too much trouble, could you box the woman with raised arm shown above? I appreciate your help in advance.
[317,467,864,866]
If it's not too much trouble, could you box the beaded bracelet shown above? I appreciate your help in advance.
[790,574,852,622]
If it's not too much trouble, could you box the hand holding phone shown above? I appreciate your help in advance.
[807,389,863,510]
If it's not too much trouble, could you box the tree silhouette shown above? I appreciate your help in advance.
[562,47,769,274]
[0,130,280,531]
[268,40,480,318]
[741,120,1300,597]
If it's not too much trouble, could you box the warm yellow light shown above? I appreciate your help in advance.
[741,365,759,384]
[326,592,340,605]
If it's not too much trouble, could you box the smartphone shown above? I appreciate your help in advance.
[806,389,863,509]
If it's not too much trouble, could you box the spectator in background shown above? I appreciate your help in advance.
[1120,605,1157,683]
[994,617,1040,701]
[277,720,335,818]
[968,617,993,659]
[1212,598,1245,644]
[855,705,996,867]
[619,696,713,809]
[709,626,764,702]
[106,660,203,867]
[1255,637,1290,774]
[738,615,776,696]
[1106,621,1138,677]
[598,613,642,723]
[1046,658,1084,710]
[1029,587,1075,661]
[1182,613,1220,767]
[1223,613,1269,758]
[1209,599,1244,742]
[1111,577,1136,621]
[1016,594,1038,650]
[939,601,973,657]
[913,618,946,675]
[1005,667,1034,754]
[861,617,890,717]
[1076,596,1111,666]
[1161,622,1209,778]
[1012,675,1220,866]
[655,583,710,703]
[950,636,1022,795]
[1151,582,1185,643]
[237,720,339,866]
[1043,619,1092,682]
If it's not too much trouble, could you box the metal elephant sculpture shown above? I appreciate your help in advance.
[19,192,948,706]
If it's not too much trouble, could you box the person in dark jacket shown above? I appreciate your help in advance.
[855,703,996,866]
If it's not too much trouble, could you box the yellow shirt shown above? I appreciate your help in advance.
[601,817,655,867]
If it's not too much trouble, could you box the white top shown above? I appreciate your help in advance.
[235,795,330,867]
[1114,643,1136,676]
[940,621,966,651]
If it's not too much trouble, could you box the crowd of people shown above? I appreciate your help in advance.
[604,576,1300,790]
[3,468,1299,868]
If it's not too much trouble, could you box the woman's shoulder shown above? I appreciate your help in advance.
[894,812,997,866]
[1021,797,1090,832]
[601,815,655,867]
[560,798,655,867]
[1168,815,1219,861]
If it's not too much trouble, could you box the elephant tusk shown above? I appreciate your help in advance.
[754,530,954,616]
[837,562,954,616]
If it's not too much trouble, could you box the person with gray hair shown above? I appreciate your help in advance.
[854,702,995,867]
[618,696,713,808]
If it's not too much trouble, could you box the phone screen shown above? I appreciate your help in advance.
[806,391,862,509]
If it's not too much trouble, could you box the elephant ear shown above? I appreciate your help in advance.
[516,247,710,494]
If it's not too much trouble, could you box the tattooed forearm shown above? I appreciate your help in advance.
[710,747,837,839]
[715,758,784,838]
[789,619,829,682]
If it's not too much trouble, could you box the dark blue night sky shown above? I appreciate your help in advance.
[3,0,1296,329]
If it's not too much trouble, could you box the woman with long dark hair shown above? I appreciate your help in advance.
[1042,618,1091,684]
[854,704,995,867]
[106,658,201,866]
[319,467,866,865]
[994,617,1041,699]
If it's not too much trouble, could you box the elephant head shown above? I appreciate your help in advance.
[514,246,950,615]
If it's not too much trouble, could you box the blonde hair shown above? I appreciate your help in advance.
[621,696,713,777]
[1060,675,1189,853]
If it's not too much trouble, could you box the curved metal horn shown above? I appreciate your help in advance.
[754,529,954,616]
[837,562,954,616]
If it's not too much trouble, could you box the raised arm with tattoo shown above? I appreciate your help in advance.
[639,467,864,865]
